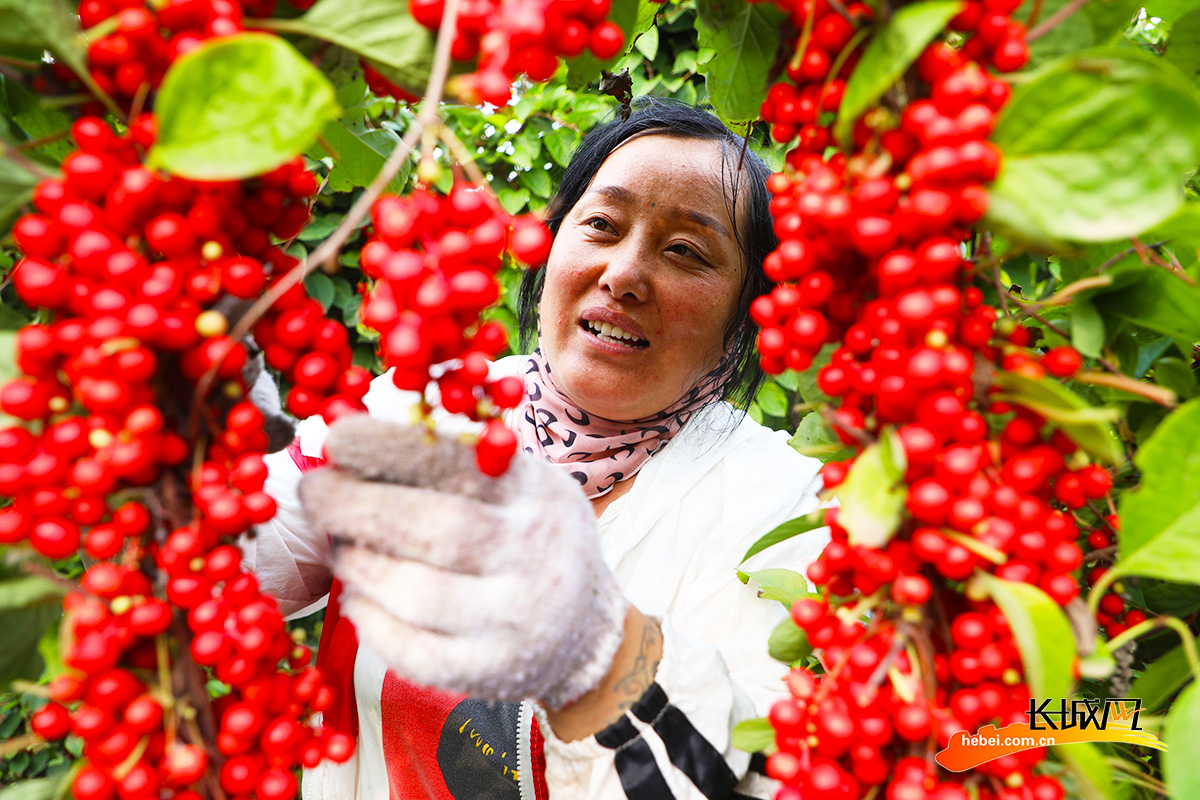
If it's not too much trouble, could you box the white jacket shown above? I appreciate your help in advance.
[246,360,828,800]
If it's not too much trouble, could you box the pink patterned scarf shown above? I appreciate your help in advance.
[514,349,727,498]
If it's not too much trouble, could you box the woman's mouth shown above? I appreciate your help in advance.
[581,319,649,348]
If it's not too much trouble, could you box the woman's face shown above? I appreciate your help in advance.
[538,134,744,421]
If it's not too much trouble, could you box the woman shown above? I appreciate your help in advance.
[247,100,828,800]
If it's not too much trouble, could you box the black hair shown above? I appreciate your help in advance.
[517,97,777,412]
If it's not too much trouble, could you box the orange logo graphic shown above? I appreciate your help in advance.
[936,699,1165,772]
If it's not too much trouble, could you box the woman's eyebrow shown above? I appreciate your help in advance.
[585,184,731,238]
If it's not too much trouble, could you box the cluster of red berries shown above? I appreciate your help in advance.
[771,583,1065,800]
[3,113,353,799]
[747,4,1118,799]
[358,182,551,475]
[409,0,624,105]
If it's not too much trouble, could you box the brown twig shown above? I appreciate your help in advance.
[1083,544,1119,562]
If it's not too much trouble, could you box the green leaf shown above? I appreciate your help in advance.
[1154,356,1198,399]
[1166,9,1200,84]
[0,575,65,613]
[741,510,827,564]
[298,215,341,242]
[150,33,340,180]
[1090,268,1200,344]
[987,49,1200,247]
[833,0,963,148]
[795,344,836,404]
[0,149,45,227]
[977,573,1076,703]
[731,717,775,753]
[1115,398,1200,584]
[543,126,580,167]
[1056,742,1129,800]
[634,24,659,59]
[789,413,855,462]
[0,776,65,800]
[757,381,789,417]
[0,0,87,81]
[1141,579,1200,615]
[736,568,812,609]
[1147,0,1200,23]
[768,617,812,663]
[835,428,907,548]
[991,371,1123,464]
[1164,680,1200,799]
[1016,0,1094,67]
[0,80,73,164]
[1071,298,1106,359]
[305,272,337,311]
[1130,644,1193,710]
[313,113,408,193]
[279,0,435,91]
[520,166,553,199]
[694,0,786,122]
[0,604,60,691]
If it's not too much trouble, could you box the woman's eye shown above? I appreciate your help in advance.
[668,243,703,260]
[585,217,614,232]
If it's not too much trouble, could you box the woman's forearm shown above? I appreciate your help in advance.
[543,605,664,742]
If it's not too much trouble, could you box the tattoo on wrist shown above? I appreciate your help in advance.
[613,616,663,713]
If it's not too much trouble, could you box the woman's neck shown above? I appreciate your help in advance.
[590,474,636,518]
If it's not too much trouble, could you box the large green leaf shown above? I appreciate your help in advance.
[1114,397,1200,584]
[835,428,907,548]
[978,573,1076,703]
[741,510,827,564]
[1130,644,1193,710]
[987,49,1200,247]
[694,0,785,122]
[1141,579,1200,615]
[1164,680,1200,798]
[833,1,963,147]
[149,33,339,180]
[991,371,1123,464]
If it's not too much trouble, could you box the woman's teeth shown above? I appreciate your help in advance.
[584,320,647,347]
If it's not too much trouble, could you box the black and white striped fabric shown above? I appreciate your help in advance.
[594,683,766,800]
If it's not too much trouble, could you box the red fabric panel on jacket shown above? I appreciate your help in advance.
[530,715,550,800]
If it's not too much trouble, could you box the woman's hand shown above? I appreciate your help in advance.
[297,414,630,711]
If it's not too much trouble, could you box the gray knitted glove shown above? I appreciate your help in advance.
[298,414,630,709]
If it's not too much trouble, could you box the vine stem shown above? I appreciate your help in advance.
[1027,0,1092,40]
[191,0,464,420]
[1104,615,1200,681]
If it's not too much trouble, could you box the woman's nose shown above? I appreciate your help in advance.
[597,240,651,303]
